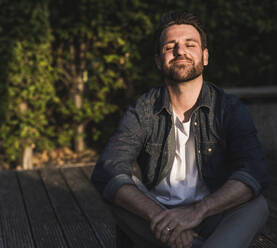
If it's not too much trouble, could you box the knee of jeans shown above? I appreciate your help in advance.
[252,195,269,221]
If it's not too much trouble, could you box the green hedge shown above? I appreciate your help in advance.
[0,0,276,166]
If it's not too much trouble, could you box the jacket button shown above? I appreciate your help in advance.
[198,150,201,154]
[194,122,198,126]
[208,148,212,152]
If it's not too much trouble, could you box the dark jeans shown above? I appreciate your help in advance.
[110,176,269,248]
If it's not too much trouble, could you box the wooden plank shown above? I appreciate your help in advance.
[40,168,101,248]
[0,171,35,248]
[80,165,94,180]
[61,167,116,248]
[17,170,68,248]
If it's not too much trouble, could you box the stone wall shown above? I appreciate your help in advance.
[225,87,277,161]
[226,87,277,240]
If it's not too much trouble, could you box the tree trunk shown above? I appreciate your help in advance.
[73,76,85,153]
[22,145,33,170]
[75,123,85,153]
[19,102,33,170]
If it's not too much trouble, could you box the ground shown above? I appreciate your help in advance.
[0,147,98,171]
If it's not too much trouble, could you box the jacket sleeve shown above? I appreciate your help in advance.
[224,96,269,196]
[91,101,147,202]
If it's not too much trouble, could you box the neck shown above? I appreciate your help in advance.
[167,75,203,122]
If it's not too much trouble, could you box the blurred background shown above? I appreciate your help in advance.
[0,0,276,170]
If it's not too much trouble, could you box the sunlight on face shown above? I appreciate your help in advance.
[157,24,208,84]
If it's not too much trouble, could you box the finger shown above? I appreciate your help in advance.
[157,220,175,242]
[181,232,192,248]
[192,231,199,238]
[154,218,170,241]
[176,235,183,248]
[150,210,168,232]
[187,231,194,244]
[170,243,177,248]
[168,228,181,247]
[160,227,171,243]
[169,224,185,244]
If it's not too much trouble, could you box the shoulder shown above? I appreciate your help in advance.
[204,82,253,133]
[131,86,164,114]
[208,82,255,133]
[205,81,242,111]
[135,87,163,104]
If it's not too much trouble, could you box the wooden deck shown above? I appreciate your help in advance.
[0,165,276,248]
[0,166,116,248]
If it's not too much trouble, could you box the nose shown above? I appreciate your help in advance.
[174,43,187,56]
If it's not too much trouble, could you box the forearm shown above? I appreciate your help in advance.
[196,179,253,219]
[114,184,163,221]
[150,179,253,245]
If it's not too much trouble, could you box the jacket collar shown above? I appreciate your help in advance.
[154,80,212,115]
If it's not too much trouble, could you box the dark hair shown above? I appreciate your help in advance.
[154,11,207,55]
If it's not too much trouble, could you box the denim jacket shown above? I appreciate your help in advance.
[91,81,268,201]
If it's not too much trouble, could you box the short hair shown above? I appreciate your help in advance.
[154,11,207,55]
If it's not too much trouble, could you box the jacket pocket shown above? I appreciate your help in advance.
[200,141,228,180]
[145,143,162,155]
[200,141,217,156]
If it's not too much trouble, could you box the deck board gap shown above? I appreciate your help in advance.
[15,171,37,248]
[79,166,91,182]
[59,168,105,248]
[38,169,70,248]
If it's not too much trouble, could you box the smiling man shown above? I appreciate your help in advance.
[91,11,269,248]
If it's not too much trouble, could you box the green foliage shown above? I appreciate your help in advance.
[0,0,276,164]
[49,0,155,147]
[201,0,277,86]
[0,0,56,164]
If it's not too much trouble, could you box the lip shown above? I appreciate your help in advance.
[173,60,192,64]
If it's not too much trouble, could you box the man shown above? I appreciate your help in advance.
[91,11,269,248]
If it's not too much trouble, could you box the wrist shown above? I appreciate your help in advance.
[147,208,163,222]
[194,198,209,219]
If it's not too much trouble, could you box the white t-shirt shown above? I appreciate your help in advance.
[151,111,210,206]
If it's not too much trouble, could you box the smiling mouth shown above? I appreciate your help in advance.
[172,61,192,67]
[171,59,192,64]
[175,60,191,63]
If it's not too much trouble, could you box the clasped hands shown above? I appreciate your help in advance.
[150,204,204,248]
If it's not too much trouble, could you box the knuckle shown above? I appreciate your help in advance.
[157,226,163,232]
[170,235,176,242]
[169,236,175,244]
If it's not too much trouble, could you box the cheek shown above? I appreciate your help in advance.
[159,56,169,68]
[192,51,204,63]
[164,53,174,64]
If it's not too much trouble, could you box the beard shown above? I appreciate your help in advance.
[162,56,204,84]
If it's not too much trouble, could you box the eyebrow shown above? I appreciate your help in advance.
[161,38,200,47]
[186,38,199,43]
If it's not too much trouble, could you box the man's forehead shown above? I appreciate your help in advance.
[160,24,201,43]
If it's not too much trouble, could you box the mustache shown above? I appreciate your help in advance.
[170,56,192,64]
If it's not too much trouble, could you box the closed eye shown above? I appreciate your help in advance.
[187,43,196,47]
[166,47,173,50]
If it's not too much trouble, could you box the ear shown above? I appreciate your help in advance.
[203,48,209,66]
[155,54,162,70]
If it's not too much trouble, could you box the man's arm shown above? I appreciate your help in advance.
[151,179,253,245]
[197,179,253,218]
[91,100,147,201]
[114,184,198,248]
[114,184,163,221]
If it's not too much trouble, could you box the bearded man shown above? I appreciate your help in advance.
[91,11,269,248]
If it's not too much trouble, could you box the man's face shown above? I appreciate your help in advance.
[156,24,208,84]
